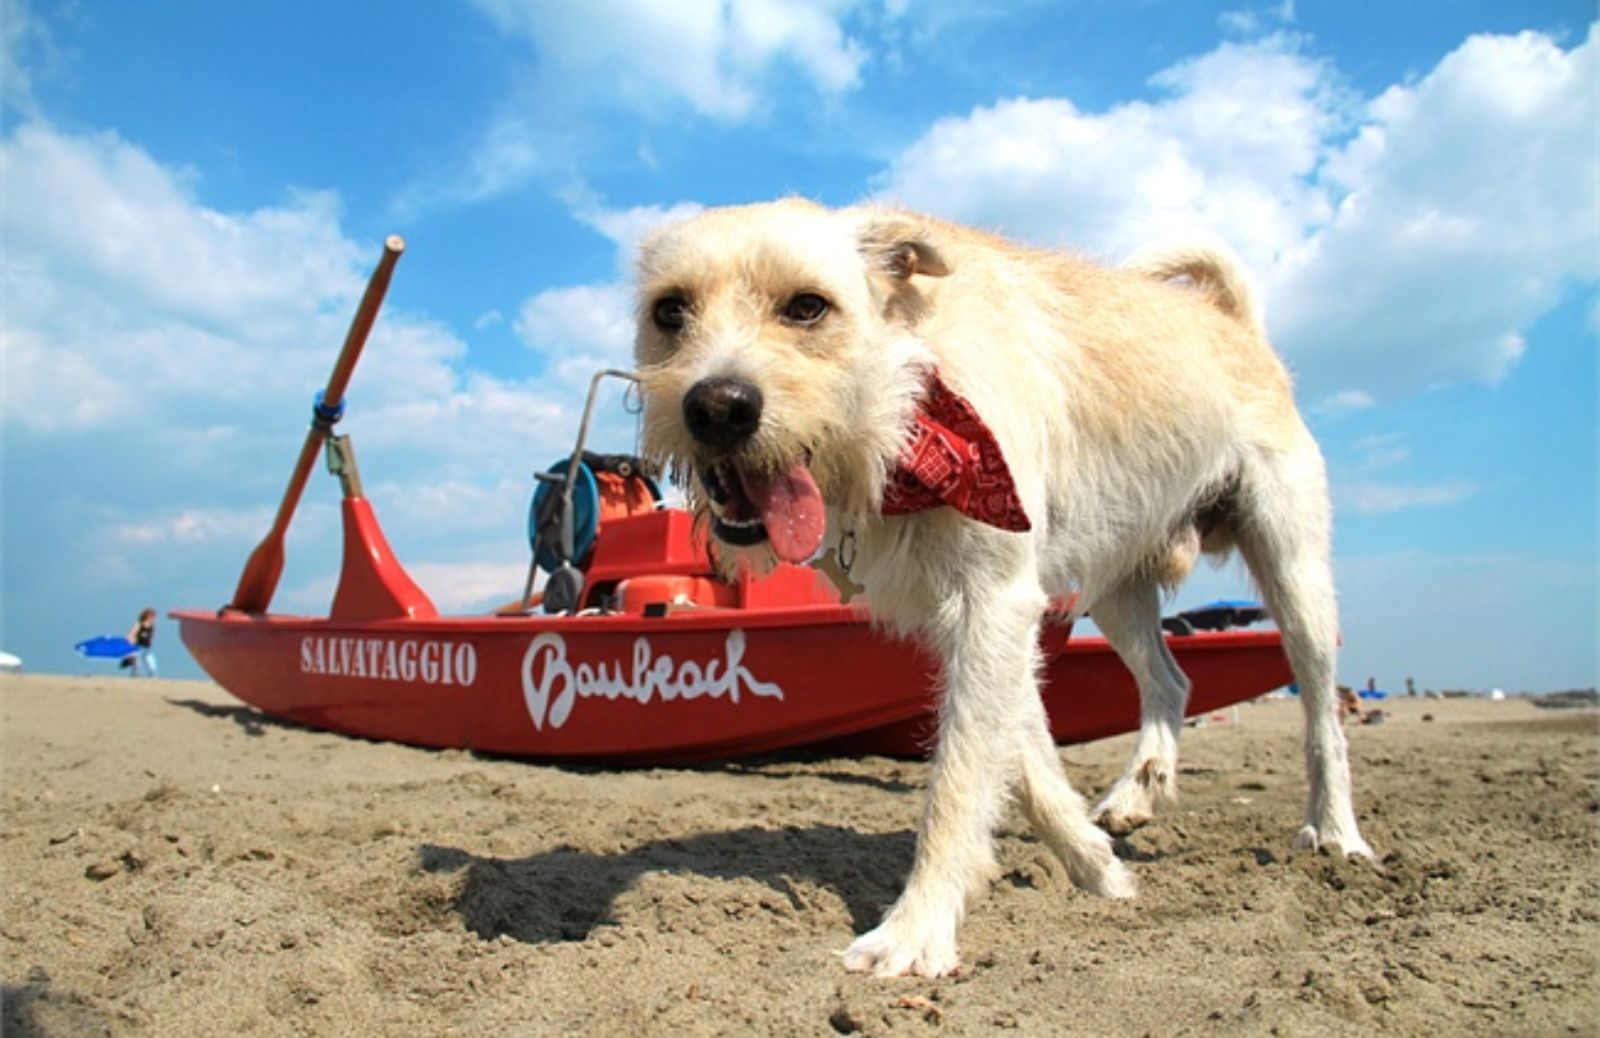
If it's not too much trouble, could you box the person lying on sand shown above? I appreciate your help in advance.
[1339,685,1385,725]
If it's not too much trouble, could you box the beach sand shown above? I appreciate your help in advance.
[2,673,1595,1036]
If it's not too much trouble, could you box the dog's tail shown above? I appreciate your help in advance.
[1124,240,1264,339]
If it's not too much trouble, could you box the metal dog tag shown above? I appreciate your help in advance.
[810,530,864,604]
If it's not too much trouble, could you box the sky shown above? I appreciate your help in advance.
[1,0,1595,693]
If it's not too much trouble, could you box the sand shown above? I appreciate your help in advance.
[2,673,1595,1036]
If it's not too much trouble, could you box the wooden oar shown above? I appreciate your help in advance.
[226,235,406,613]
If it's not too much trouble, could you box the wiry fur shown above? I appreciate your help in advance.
[632,198,1373,978]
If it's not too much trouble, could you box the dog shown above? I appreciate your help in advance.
[630,198,1373,978]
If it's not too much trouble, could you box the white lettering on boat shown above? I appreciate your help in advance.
[299,636,478,687]
[519,630,783,731]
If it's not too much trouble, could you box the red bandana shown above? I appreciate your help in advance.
[881,372,1031,532]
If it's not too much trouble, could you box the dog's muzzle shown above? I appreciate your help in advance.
[682,376,825,564]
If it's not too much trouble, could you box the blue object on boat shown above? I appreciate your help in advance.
[75,635,137,659]
[527,454,663,575]
[529,457,600,574]
[1359,689,1388,700]
[1164,600,1268,634]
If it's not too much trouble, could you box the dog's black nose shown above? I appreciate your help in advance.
[683,377,764,449]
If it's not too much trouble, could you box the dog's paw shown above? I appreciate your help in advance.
[1293,823,1376,862]
[1091,761,1177,835]
[1090,792,1152,836]
[1054,822,1138,899]
[1075,844,1138,900]
[841,921,960,978]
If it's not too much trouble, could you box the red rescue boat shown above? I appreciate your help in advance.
[172,239,1291,764]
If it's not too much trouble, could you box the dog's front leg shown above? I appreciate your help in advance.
[842,581,1048,978]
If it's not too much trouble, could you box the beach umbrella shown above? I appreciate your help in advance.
[74,635,138,660]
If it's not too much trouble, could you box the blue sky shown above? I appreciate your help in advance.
[2,0,1594,692]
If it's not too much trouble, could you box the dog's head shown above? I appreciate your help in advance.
[633,199,949,572]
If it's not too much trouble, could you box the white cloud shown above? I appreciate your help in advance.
[473,0,867,121]
[0,118,615,632]
[1313,389,1377,415]
[1,0,48,119]
[366,476,528,536]
[1218,10,1260,36]
[507,194,702,390]
[872,28,1597,405]
[274,556,534,617]
[504,279,652,460]
[1347,433,1410,472]
[1336,479,1482,515]
[108,506,274,547]
[0,122,363,432]
[396,0,872,212]
[389,114,553,218]
[0,323,134,432]
[352,369,572,480]
[514,283,636,383]
[3,124,363,332]
[0,120,585,462]
[459,115,547,201]
[1324,432,1481,517]
[403,560,534,614]
[1218,1,1295,37]
[1272,28,1598,398]
[569,197,706,273]
[873,34,1339,269]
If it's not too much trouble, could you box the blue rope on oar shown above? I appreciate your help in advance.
[312,390,346,434]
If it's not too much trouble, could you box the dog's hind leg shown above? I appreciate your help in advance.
[1087,576,1191,834]
[1234,443,1374,860]
[842,576,1111,977]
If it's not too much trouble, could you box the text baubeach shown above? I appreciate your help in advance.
[521,630,783,731]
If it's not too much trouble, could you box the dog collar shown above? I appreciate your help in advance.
[881,371,1031,532]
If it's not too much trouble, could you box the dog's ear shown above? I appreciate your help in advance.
[856,212,951,280]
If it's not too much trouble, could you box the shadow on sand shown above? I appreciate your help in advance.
[419,825,917,945]
[164,697,319,738]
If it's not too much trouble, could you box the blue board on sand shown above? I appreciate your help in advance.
[75,635,137,659]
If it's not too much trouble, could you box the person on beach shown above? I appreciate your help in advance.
[1340,683,1385,725]
[121,608,157,678]
[1340,684,1375,724]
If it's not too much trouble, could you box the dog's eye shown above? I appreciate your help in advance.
[652,295,689,332]
[782,293,830,326]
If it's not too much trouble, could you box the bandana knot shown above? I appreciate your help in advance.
[881,372,1031,532]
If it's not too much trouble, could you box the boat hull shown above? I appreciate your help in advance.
[174,607,1291,764]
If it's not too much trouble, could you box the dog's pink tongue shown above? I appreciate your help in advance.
[741,463,825,563]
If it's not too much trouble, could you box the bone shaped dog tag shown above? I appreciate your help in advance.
[810,546,865,604]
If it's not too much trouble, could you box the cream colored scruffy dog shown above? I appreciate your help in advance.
[631,198,1373,978]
